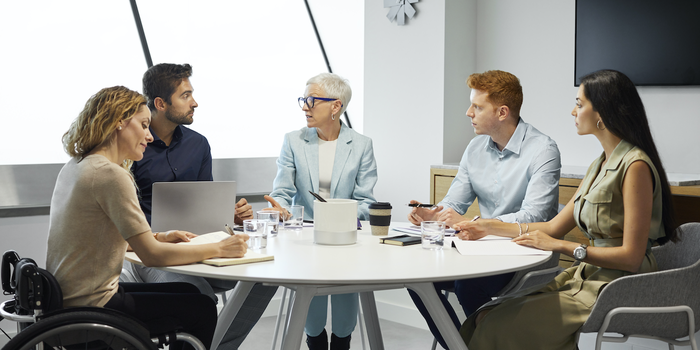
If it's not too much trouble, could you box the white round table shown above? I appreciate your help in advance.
[126,222,551,350]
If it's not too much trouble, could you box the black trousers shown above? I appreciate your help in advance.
[104,282,217,350]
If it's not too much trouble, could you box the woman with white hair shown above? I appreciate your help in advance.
[268,73,378,349]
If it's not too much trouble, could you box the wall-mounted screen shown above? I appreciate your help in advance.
[575,0,700,86]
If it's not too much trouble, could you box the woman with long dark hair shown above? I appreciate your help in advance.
[452,70,678,349]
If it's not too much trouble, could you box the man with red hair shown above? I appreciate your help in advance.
[407,70,561,349]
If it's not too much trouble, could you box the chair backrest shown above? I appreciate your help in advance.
[653,222,700,271]
[496,251,561,296]
[1,250,63,315]
[580,222,700,338]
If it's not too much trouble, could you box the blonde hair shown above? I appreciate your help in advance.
[62,86,147,171]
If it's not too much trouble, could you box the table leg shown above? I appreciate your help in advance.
[406,283,468,350]
[211,281,255,350]
[281,285,316,350]
[359,291,384,350]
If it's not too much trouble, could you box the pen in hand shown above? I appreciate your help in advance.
[224,224,236,236]
[455,216,480,234]
[408,203,435,208]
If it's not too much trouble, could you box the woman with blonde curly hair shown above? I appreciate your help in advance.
[47,86,250,350]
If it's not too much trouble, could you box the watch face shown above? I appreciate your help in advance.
[574,246,586,260]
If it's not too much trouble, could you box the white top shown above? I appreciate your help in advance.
[317,139,337,200]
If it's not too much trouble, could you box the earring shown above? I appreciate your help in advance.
[118,126,122,131]
[331,113,336,121]
[596,120,606,130]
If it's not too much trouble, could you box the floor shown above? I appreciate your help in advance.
[240,315,437,350]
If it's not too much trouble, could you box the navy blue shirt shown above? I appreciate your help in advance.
[132,125,213,223]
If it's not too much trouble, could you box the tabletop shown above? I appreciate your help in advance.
[125,221,551,285]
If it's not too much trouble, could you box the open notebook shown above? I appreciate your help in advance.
[180,231,274,266]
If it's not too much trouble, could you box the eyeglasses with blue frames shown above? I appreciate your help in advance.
[298,96,339,109]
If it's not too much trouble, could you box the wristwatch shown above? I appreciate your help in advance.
[573,244,588,261]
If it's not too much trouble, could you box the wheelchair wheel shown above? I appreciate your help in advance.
[3,309,156,350]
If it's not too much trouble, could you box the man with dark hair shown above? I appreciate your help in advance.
[135,63,252,222]
[407,70,561,349]
[125,63,277,350]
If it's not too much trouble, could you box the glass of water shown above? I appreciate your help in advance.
[256,211,280,237]
[421,221,445,250]
[243,219,268,249]
[281,205,304,231]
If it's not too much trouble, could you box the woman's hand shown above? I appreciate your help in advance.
[218,234,250,258]
[407,200,443,225]
[511,230,560,251]
[454,220,490,240]
[263,195,291,220]
[156,230,197,243]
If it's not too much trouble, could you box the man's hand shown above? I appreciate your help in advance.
[234,198,253,224]
[436,208,464,228]
[407,200,443,225]
[262,195,291,220]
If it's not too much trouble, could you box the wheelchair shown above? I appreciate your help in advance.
[1,250,205,350]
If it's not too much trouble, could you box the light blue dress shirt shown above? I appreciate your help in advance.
[439,118,561,223]
[270,123,378,220]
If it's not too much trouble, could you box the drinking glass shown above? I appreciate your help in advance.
[256,211,280,237]
[282,205,304,231]
[421,221,445,250]
[243,219,268,249]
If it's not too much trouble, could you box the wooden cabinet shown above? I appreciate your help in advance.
[430,166,700,268]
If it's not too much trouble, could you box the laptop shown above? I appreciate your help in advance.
[150,181,237,235]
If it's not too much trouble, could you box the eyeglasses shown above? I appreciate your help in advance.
[298,96,339,109]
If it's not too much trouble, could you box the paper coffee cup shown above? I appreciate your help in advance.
[368,202,392,236]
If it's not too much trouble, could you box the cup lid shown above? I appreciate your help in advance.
[369,202,392,209]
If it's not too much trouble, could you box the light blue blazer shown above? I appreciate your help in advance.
[270,123,378,220]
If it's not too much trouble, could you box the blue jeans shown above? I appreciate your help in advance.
[305,293,359,338]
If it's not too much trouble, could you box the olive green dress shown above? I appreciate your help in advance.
[459,140,667,350]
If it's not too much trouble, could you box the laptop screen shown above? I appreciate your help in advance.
[150,181,237,235]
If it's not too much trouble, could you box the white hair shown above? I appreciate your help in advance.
[306,73,352,117]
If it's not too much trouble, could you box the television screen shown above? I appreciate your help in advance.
[575,0,700,86]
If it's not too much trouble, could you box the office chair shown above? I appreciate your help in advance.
[1,250,205,350]
[577,222,700,350]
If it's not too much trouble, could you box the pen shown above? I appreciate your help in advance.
[407,203,435,208]
[224,224,236,236]
[455,216,480,234]
[308,190,327,202]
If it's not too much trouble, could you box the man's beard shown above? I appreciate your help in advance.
[165,107,194,125]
